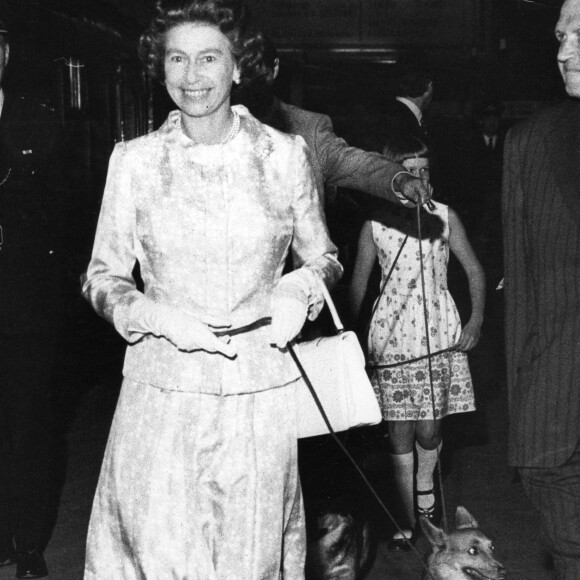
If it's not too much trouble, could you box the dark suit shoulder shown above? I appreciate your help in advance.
[508,100,578,142]
[382,99,423,141]
[384,99,417,120]
[384,99,412,116]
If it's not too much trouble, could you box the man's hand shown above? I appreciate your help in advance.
[393,172,433,205]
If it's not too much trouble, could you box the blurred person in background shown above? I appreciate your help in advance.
[0,18,66,580]
[382,66,434,144]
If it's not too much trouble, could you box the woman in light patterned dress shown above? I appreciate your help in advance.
[82,1,342,578]
[349,137,484,551]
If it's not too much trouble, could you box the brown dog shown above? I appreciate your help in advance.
[421,506,506,580]
[305,509,372,580]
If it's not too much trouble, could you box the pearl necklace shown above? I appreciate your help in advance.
[177,110,240,145]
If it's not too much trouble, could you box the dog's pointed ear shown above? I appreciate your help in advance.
[455,506,479,529]
[420,515,447,548]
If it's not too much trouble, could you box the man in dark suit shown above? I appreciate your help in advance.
[458,100,507,295]
[381,66,444,208]
[458,100,506,223]
[235,38,432,210]
[461,101,506,190]
[382,67,433,144]
[0,20,65,579]
[503,1,580,577]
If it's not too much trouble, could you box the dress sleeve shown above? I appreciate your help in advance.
[289,135,343,318]
[82,142,146,342]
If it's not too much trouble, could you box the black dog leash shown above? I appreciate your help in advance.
[287,341,434,578]
[215,313,432,574]
[415,202,449,534]
[364,202,451,540]
[214,317,272,337]
[363,234,409,348]
[368,346,455,369]
[214,296,438,575]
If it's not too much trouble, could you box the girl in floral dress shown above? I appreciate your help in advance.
[349,137,485,550]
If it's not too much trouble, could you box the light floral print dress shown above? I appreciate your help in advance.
[368,201,475,421]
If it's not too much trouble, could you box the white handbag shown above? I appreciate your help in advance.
[290,282,383,439]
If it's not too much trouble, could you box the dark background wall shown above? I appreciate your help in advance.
[0,0,568,256]
[0,0,568,112]
[0,0,567,413]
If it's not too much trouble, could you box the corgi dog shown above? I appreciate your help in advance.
[306,508,372,580]
[421,506,506,580]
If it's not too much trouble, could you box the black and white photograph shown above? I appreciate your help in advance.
[0,0,578,578]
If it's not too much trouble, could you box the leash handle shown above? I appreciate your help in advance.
[214,317,271,337]
[214,277,341,338]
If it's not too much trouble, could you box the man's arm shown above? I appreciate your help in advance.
[314,114,430,206]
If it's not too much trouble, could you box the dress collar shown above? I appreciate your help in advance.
[159,105,251,145]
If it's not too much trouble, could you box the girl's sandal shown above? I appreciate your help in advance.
[416,489,438,524]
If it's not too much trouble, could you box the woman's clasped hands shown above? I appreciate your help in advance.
[133,299,237,357]
[160,307,237,357]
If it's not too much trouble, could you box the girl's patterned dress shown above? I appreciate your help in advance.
[368,201,475,421]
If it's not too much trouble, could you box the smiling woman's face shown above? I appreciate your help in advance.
[164,22,240,122]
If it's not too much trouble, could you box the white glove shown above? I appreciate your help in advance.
[270,296,308,348]
[129,299,237,357]
[270,269,312,348]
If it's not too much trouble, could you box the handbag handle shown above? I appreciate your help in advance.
[318,279,344,334]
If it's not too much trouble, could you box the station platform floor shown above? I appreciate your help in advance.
[0,301,556,580]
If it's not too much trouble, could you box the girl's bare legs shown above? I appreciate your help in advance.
[415,420,442,516]
[388,419,443,543]
[388,421,417,541]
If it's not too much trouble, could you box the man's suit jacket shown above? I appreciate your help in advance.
[461,131,505,180]
[0,94,66,336]
[502,100,580,468]
[456,129,506,229]
[272,100,407,207]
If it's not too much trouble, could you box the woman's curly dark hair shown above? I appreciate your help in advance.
[139,0,266,85]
